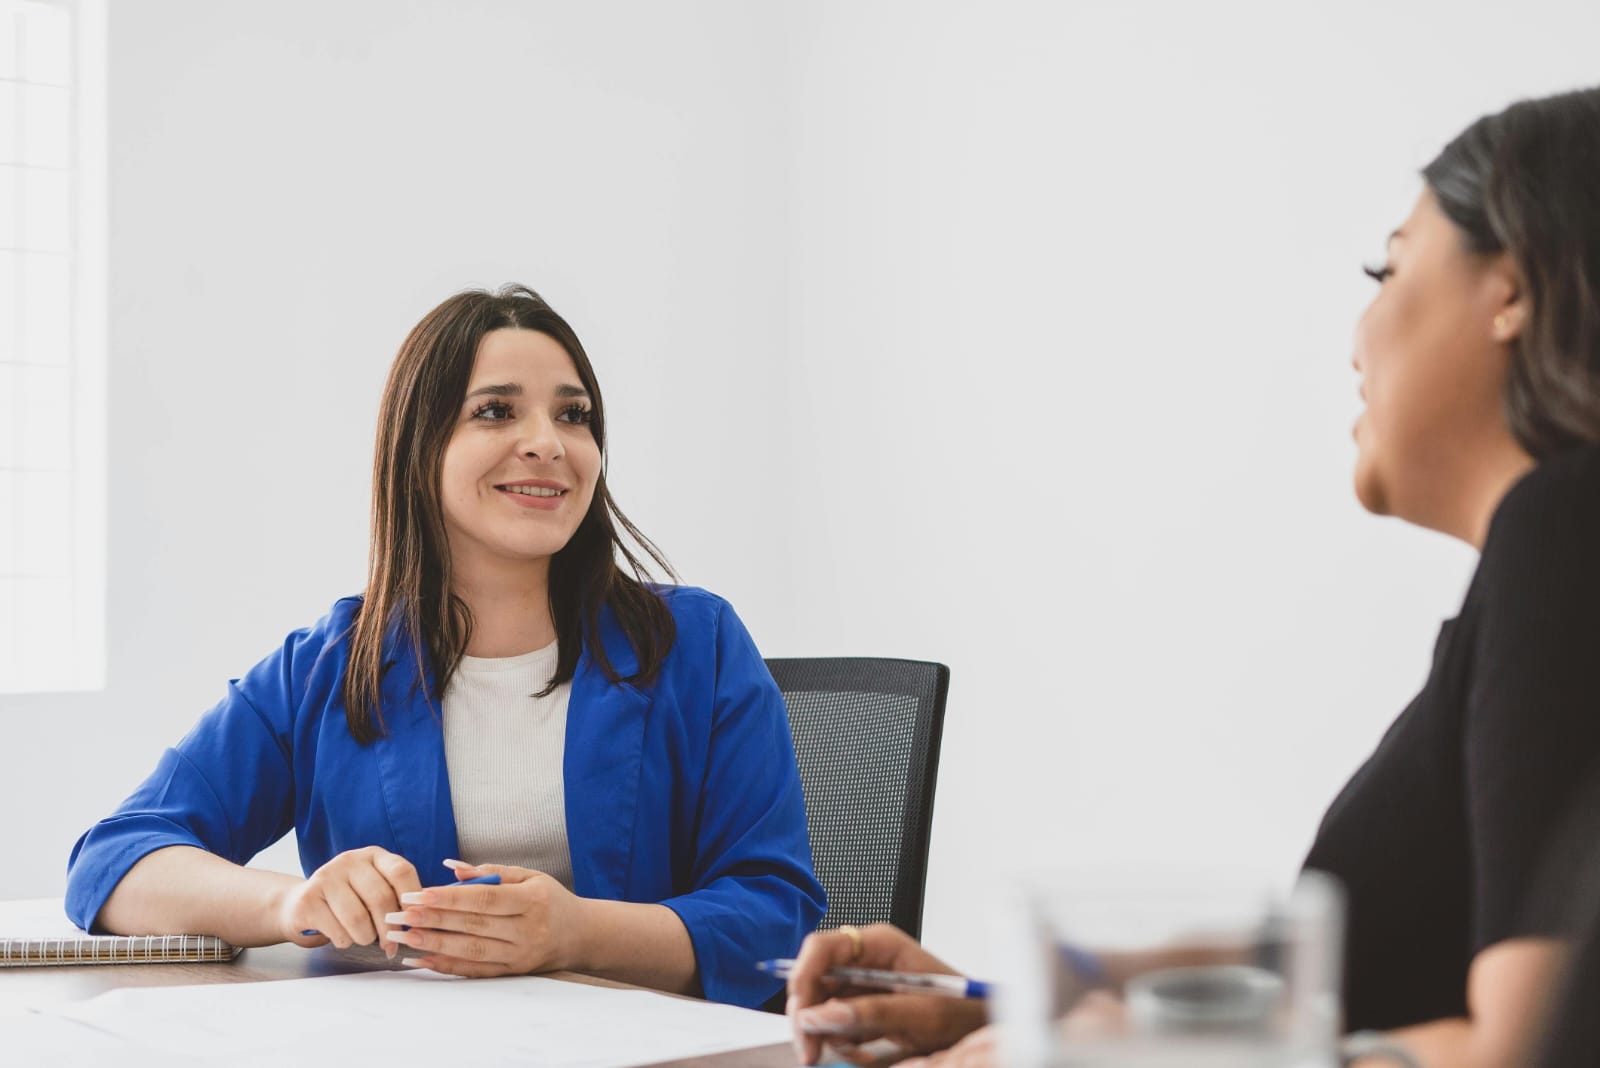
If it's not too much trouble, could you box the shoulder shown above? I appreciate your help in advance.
[1461,448,1600,716]
[648,585,744,664]
[282,595,365,660]
[653,584,734,630]
[1485,445,1600,551]
[1475,445,1600,596]
[638,585,771,684]
[234,595,365,705]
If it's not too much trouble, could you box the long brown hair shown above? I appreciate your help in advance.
[342,285,677,744]
[1422,86,1600,458]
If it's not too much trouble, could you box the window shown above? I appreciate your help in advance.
[0,0,104,693]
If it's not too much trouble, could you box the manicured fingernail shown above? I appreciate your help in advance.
[796,1001,856,1035]
[442,858,468,870]
[401,957,428,968]
[385,930,412,945]
[399,891,428,905]
[384,912,408,925]
[786,996,799,1016]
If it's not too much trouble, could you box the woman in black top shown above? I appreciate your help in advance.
[1522,755,1600,1067]
[783,86,1600,1068]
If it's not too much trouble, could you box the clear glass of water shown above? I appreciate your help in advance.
[990,869,1344,1068]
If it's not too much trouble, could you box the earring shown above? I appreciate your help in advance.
[1493,313,1510,335]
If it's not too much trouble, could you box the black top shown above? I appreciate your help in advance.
[1533,771,1600,1067]
[1302,444,1600,1032]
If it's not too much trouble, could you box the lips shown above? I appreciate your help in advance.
[494,480,570,511]
[495,478,568,495]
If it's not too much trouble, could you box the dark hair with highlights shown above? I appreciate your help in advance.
[1422,86,1600,458]
[342,285,677,744]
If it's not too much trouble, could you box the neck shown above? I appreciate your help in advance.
[1453,440,1536,550]
[450,553,557,658]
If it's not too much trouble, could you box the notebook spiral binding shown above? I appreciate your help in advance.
[0,933,241,967]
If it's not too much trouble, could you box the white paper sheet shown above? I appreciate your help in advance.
[0,897,89,937]
[24,968,793,1067]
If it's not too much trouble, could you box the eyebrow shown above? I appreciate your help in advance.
[464,382,591,401]
[1387,227,1407,244]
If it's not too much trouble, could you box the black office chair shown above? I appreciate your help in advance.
[766,657,950,941]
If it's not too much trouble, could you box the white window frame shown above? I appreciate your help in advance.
[0,0,105,693]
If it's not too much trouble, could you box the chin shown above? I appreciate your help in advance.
[481,527,577,562]
[509,537,577,561]
[1352,454,1392,517]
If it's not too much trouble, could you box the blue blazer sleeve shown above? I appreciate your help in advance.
[657,600,826,1006]
[64,626,313,931]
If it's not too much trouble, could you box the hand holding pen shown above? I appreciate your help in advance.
[278,845,423,958]
[299,873,503,936]
[383,858,584,978]
[761,959,990,998]
[784,923,989,1067]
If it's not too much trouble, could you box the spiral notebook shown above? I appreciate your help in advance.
[0,898,241,967]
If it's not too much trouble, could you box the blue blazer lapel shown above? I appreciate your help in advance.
[372,651,461,884]
[565,639,651,900]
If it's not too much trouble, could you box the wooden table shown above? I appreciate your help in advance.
[0,941,798,1067]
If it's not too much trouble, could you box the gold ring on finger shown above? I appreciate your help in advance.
[839,924,864,963]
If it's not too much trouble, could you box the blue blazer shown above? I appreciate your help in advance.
[66,586,825,1007]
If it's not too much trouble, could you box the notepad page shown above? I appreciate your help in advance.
[0,897,87,936]
[0,897,240,966]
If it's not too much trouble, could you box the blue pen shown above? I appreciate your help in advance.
[300,873,502,937]
[756,958,992,999]
[1059,942,1107,985]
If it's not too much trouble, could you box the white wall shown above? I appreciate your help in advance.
[3,0,1599,977]
[1,0,800,888]
[765,0,1599,972]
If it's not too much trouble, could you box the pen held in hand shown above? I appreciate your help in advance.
[756,958,992,999]
[300,872,502,936]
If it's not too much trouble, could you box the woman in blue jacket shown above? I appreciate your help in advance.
[65,285,825,1008]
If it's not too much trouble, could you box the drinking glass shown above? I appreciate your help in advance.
[990,869,1344,1068]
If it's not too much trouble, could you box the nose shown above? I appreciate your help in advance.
[1351,304,1375,375]
[516,412,563,462]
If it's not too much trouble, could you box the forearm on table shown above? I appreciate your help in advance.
[1345,1018,1470,1067]
[570,898,700,995]
[1358,1011,1563,1068]
[96,844,300,947]
[1348,939,1566,1067]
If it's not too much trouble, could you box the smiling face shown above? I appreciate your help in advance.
[439,328,602,578]
[1351,189,1524,530]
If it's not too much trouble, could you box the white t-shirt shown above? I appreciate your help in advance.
[440,639,574,890]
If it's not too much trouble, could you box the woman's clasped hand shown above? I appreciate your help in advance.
[274,850,589,976]
[384,859,584,977]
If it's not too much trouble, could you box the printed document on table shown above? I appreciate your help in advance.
[27,969,793,1067]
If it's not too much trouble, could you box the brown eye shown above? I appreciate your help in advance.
[471,401,514,422]
[557,404,593,425]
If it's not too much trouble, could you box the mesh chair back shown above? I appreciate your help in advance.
[766,657,949,940]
